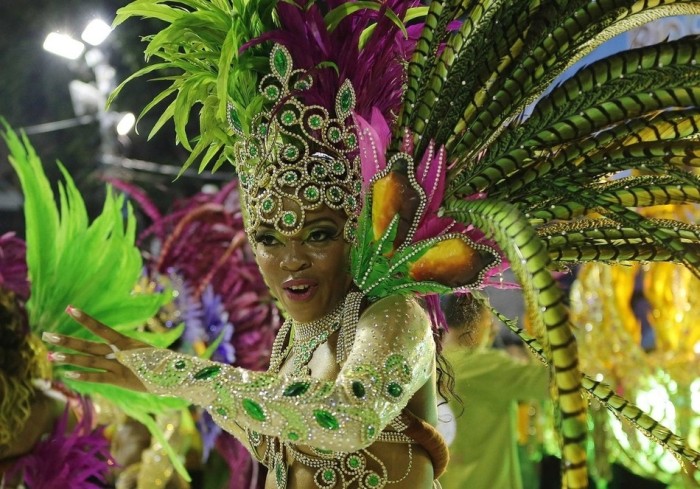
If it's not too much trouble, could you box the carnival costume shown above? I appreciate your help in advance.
[43,0,700,487]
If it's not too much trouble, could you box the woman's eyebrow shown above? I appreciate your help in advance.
[303,218,338,227]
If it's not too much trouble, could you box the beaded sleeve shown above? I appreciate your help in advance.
[115,295,435,452]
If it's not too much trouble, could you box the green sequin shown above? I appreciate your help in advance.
[287,431,299,441]
[281,110,295,125]
[309,115,323,129]
[328,127,341,142]
[387,382,403,398]
[283,381,310,397]
[282,211,297,227]
[314,410,339,430]
[304,186,320,201]
[215,406,228,417]
[193,365,221,380]
[262,198,274,213]
[242,398,266,422]
[352,380,366,399]
[273,48,288,78]
[348,455,361,469]
[265,85,280,100]
[366,425,376,439]
[366,473,381,487]
[322,469,335,482]
[229,107,242,132]
[174,360,186,370]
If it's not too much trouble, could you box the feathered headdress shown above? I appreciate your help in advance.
[113,0,700,486]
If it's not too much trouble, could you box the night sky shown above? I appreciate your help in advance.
[0,0,229,236]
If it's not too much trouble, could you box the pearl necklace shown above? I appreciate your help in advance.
[289,302,344,375]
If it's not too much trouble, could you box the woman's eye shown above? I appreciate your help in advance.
[255,234,279,246]
[307,229,334,242]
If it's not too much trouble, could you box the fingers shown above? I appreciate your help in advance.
[65,305,132,347]
[42,331,114,356]
[50,352,119,373]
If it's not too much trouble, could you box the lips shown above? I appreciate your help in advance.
[282,278,319,302]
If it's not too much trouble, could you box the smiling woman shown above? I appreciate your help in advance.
[253,208,353,324]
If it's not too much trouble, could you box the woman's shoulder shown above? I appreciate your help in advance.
[359,294,429,328]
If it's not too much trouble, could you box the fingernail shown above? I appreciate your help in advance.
[42,332,61,344]
[64,371,81,379]
[49,352,67,362]
[65,305,81,319]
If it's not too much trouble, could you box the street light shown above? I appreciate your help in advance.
[42,32,85,60]
[81,19,112,46]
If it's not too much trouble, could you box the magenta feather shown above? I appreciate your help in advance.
[0,232,29,300]
[8,398,113,489]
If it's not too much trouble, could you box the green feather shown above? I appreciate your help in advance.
[1,123,191,480]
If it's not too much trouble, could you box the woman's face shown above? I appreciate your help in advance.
[253,205,352,323]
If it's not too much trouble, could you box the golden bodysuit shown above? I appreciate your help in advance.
[117,294,442,489]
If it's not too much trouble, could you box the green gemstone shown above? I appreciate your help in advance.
[304,186,320,201]
[366,425,376,438]
[366,473,380,487]
[193,365,221,380]
[262,198,274,212]
[328,187,342,202]
[340,88,352,113]
[174,360,186,370]
[242,398,266,422]
[273,48,288,77]
[216,406,228,417]
[309,115,322,128]
[348,455,360,469]
[287,431,299,441]
[283,381,310,397]
[314,410,339,430]
[351,381,366,399]
[265,85,279,100]
[313,165,327,177]
[346,195,357,209]
[275,463,285,485]
[332,161,344,174]
[387,382,403,398]
[249,145,258,157]
[328,128,341,142]
[282,111,295,125]
[402,364,411,375]
[259,123,268,136]
[282,211,297,227]
[323,469,335,482]
[284,171,297,183]
[346,134,357,147]
[229,108,242,132]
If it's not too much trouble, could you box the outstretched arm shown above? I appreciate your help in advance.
[57,296,435,452]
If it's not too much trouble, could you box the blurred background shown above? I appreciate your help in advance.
[0,0,235,236]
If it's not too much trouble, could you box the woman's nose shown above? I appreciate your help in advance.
[279,241,310,271]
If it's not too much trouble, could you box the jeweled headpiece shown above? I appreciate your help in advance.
[229,45,362,239]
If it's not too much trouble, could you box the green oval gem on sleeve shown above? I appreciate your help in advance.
[283,381,310,397]
[387,382,403,398]
[193,365,221,380]
[242,398,266,422]
[351,381,366,399]
[314,409,339,430]
[174,360,186,370]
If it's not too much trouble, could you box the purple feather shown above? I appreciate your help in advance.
[0,232,29,300]
[8,398,114,489]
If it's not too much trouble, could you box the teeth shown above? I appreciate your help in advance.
[289,285,309,291]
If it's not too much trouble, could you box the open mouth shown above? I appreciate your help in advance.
[282,281,318,301]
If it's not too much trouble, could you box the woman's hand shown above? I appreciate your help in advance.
[41,306,149,392]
